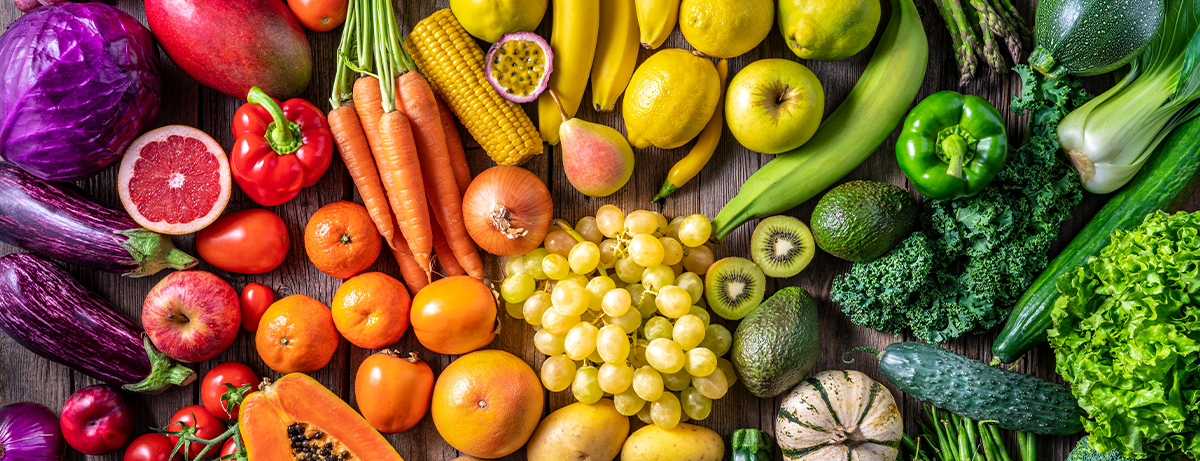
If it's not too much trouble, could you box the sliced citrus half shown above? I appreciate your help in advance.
[118,125,231,235]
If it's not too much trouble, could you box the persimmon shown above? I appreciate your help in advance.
[410,276,496,354]
[304,201,383,279]
[332,272,411,349]
[354,351,434,434]
[256,295,339,374]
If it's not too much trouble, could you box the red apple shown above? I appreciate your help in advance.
[142,270,240,363]
[60,385,133,455]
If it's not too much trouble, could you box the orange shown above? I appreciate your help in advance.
[432,350,543,458]
[256,295,339,374]
[410,276,497,355]
[304,201,383,279]
[332,272,411,349]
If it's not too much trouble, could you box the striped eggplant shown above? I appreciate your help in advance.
[0,163,196,277]
[0,253,195,393]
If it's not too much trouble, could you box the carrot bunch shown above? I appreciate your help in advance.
[326,0,482,292]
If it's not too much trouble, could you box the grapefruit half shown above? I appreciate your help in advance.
[118,126,232,235]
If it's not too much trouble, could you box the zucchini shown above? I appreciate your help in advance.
[1029,0,1164,79]
[992,114,1200,363]
[858,342,1084,435]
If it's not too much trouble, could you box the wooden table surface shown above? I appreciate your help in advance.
[0,0,1175,460]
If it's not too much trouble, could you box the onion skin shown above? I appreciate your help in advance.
[462,166,553,257]
[0,402,66,461]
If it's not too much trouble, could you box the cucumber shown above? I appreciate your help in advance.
[1029,0,1164,79]
[992,115,1200,363]
[862,342,1084,435]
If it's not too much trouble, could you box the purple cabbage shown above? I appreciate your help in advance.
[0,402,65,461]
[0,2,159,181]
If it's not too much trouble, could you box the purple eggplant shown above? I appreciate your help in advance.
[0,253,195,393]
[0,163,196,277]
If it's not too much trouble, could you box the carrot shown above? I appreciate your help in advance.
[327,105,397,250]
[376,109,433,275]
[435,94,473,195]
[430,208,466,277]
[391,247,429,293]
[352,77,387,158]
[396,72,484,279]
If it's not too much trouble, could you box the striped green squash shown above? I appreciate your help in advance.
[776,370,903,461]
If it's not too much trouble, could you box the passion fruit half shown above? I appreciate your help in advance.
[484,32,553,104]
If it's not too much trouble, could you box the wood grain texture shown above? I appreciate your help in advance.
[0,0,1172,460]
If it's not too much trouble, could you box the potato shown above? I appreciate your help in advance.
[621,423,724,461]
[527,399,631,461]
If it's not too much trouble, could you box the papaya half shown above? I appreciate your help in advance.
[239,373,403,461]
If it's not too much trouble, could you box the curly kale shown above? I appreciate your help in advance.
[831,66,1091,343]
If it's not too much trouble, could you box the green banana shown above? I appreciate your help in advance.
[711,0,928,241]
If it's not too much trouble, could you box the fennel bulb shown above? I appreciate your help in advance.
[1059,0,1200,194]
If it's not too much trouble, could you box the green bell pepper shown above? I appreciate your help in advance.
[731,428,772,461]
[897,91,1008,200]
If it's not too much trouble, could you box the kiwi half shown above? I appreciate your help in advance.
[705,257,766,320]
[750,216,816,278]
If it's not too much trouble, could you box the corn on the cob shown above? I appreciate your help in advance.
[404,9,543,166]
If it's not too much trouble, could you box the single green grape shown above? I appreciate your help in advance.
[541,308,581,336]
[544,230,577,257]
[596,324,630,363]
[663,368,692,392]
[598,362,634,394]
[534,328,566,356]
[681,387,712,420]
[645,338,685,374]
[542,253,570,280]
[602,288,632,317]
[523,248,550,279]
[564,322,599,361]
[576,216,604,244]
[698,324,733,357]
[672,315,705,350]
[667,216,684,240]
[656,286,692,318]
[684,347,717,377]
[636,401,653,424]
[641,265,675,291]
[595,205,625,238]
[678,214,712,247]
[562,272,590,288]
[501,272,535,303]
[568,241,601,274]
[573,366,603,404]
[688,306,710,326]
[675,272,704,304]
[614,387,646,416]
[650,392,682,430]
[505,301,525,320]
[540,354,576,392]
[615,258,645,284]
[681,245,714,275]
[653,212,670,236]
[588,348,604,364]
[628,233,665,267]
[522,291,552,326]
[585,276,615,312]
[659,237,684,266]
[692,367,729,399]
[605,308,643,334]
[632,366,664,401]
[551,281,589,316]
[643,316,673,341]
[624,210,659,235]
[598,239,620,266]
[504,256,525,277]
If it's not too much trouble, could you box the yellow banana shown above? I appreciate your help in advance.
[537,0,600,146]
[590,0,639,111]
[635,0,680,49]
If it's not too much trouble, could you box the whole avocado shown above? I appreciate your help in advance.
[810,180,918,262]
[732,287,820,398]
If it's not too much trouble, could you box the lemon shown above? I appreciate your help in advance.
[449,0,548,43]
[622,49,721,150]
[778,0,880,62]
[679,0,773,59]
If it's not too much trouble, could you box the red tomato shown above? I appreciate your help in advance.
[197,209,289,274]
[240,283,275,332]
[123,433,183,461]
[220,437,240,457]
[288,0,348,32]
[201,362,260,420]
[166,405,224,456]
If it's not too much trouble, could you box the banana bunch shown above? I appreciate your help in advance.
[591,0,640,111]
[636,0,680,49]
[537,0,600,146]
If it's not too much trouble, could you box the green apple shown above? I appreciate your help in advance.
[725,59,825,154]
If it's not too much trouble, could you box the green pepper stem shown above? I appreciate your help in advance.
[942,134,968,178]
[247,86,304,155]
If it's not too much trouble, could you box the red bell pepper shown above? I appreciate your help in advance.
[231,86,333,206]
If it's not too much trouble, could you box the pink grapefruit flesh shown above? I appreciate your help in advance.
[119,126,231,235]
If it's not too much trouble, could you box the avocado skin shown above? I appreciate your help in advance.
[810,180,918,262]
[731,286,820,398]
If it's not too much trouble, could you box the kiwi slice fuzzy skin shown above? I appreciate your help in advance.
[705,257,766,320]
[751,216,816,278]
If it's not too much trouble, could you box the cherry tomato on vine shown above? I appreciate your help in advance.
[201,362,260,420]
[166,405,224,456]
[123,433,182,461]
[240,283,275,332]
[196,209,289,274]
[288,0,348,32]
[220,437,240,457]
